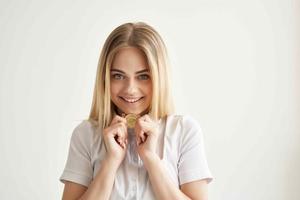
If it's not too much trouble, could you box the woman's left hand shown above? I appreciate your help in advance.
[134,114,159,160]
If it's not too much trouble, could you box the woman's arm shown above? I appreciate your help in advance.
[66,115,127,200]
[143,153,209,200]
[142,152,192,200]
[62,158,119,200]
[135,115,208,200]
[180,180,208,200]
[78,158,119,200]
[61,115,128,200]
[135,115,209,199]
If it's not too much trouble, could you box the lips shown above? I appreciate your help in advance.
[120,97,143,103]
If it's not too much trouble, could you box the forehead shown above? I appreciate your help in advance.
[111,47,148,71]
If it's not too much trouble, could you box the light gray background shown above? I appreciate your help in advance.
[0,0,299,199]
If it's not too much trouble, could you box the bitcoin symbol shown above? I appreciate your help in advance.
[125,113,139,128]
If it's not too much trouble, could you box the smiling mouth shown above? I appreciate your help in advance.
[120,97,144,103]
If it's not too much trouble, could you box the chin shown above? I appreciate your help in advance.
[121,107,149,115]
[125,109,144,115]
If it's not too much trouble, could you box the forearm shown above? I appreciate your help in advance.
[142,153,191,200]
[80,158,118,200]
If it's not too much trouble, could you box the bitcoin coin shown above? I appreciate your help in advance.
[125,113,139,128]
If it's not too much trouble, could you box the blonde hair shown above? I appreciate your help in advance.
[88,22,175,130]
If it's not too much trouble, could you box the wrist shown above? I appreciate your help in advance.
[104,157,121,172]
[141,152,160,169]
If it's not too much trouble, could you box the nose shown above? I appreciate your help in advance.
[124,78,139,95]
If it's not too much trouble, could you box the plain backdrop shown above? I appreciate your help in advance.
[0,0,299,199]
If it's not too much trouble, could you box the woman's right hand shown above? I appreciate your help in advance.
[102,115,128,167]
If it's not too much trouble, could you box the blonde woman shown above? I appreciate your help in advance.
[60,22,213,200]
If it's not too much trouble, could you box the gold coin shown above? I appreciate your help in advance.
[125,113,139,128]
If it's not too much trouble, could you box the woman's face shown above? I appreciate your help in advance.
[110,47,152,115]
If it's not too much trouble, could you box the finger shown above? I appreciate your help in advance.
[111,114,127,125]
[136,120,151,134]
[136,135,142,146]
[110,122,124,135]
[135,119,147,143]
[139,131,146,143]
[120,122,128,147]
[109,122,126,148]
[122,122,128,138]
[116,126,125,147]
[121,122,128,147]
[139,114,153,122]
[138,115,147,122]
[143,114,152,122]
[134,124,141,145]
[104,122,127,148]
[139,120,158,138]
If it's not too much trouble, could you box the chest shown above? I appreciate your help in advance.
[91,132,181,200]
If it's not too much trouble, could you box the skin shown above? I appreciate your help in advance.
[62,46,209,200]
[110,46,152,117]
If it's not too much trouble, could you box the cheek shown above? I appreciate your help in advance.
[110,89,119,103]
[110,83,120,95]
[146,84,153,95]
[143,89,152,104]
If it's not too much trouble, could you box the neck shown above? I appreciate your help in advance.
[116,107,149,117]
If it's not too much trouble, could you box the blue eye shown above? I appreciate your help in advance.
[112,74,124,80]
[138,74,149,80]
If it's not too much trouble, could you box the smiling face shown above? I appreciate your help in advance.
[110,47,152,116]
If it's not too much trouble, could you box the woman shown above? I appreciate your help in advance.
[60,22,213,200]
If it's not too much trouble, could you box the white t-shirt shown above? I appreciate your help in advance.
[60,114,213,199]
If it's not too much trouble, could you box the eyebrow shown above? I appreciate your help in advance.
[110,68,149,74]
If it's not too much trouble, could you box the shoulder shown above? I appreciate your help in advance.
[166,114,202,130]
[168,115,205,154]
[70,120,99,145]
[164,114,203,142]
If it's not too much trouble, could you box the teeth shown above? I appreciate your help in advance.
[122,97,141,103]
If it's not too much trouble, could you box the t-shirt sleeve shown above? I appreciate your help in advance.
[178,115,214,185]
[59,121,93,187]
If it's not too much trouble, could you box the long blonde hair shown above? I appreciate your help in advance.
[88,22,175,130]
